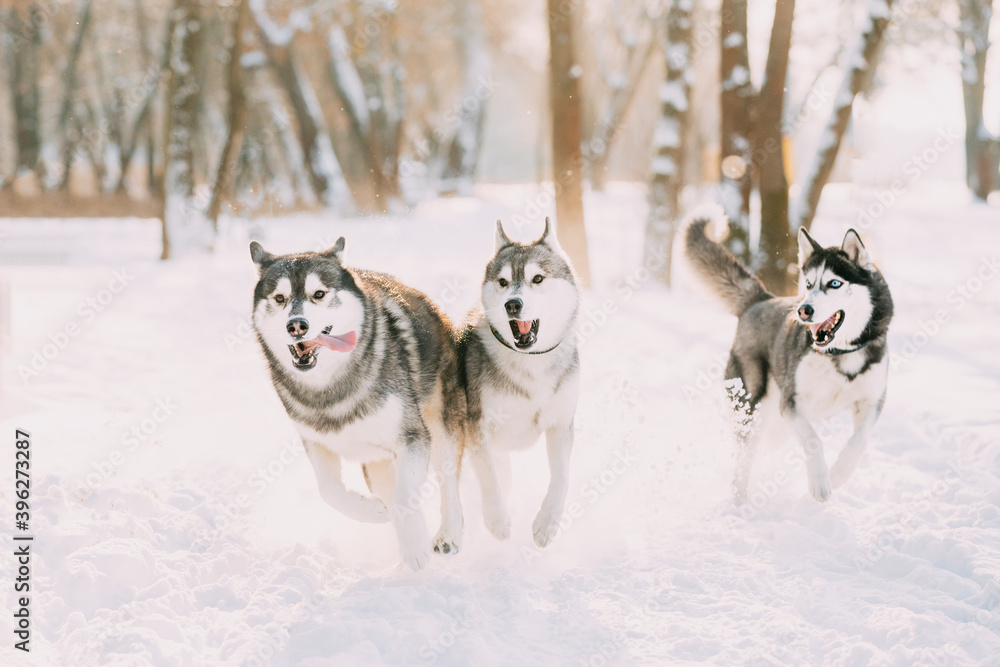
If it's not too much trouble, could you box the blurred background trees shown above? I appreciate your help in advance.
[0,0,997,277]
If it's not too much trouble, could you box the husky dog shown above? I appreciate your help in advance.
[249,238,466,570]
[457,218,581,547]
[684,208,893,503]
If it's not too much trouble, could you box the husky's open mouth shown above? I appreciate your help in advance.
[509,319,539,349]
[287,326,358,370]
[809,310,844,347]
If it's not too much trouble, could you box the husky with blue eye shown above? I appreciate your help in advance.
[249,238,466,570]
[684,207,894,503]
[457,218,581,547]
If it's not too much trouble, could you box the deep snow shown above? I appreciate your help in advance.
[0,183,998,666]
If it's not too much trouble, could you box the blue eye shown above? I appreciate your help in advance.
[828,280,842,289]
[805,280,813,289]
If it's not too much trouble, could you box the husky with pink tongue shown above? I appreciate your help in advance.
[249,238,467,571]
[457,218,581,548]
[684,206,893,504]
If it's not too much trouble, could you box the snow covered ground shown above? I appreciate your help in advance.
[0,183,998,666]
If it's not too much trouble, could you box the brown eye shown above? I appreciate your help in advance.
[498,278,509,288]
[274,294,286,304]
[313,290,326,300]
[532,274,544,284]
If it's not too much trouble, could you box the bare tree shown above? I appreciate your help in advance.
[584,0,658,191]
[161,0,207,260]
[440,0,491,195]
[794,0,894,232]
[56,0,94,191]
[255,17,333,206]
[755,0,796,294]
[548,0,591,285]
[956,0,998,200]
[719,0,753,261]
[208,0,251,234]
[2,3,43,185]
[645,0,695,286]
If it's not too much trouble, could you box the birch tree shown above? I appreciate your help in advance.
[161,0,209,260]
[793,0,894,232]
[645,0,694,286]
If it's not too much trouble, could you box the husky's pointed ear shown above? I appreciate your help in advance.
[495,220,513,252]
[536,216,563,251]
[842,229,872,269]
[797,227,822,266]
[320,237,346,263]
[249,241,276,270]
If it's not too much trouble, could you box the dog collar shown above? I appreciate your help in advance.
[816,339,872,356]
[489,324,562,355]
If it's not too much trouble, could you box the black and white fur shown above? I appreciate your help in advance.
[457,219,581,547]
[684,207,894,503]
[250,238,466,570]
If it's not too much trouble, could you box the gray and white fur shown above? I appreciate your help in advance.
[684,206,894,503]
[457,218,581,547]
[250,238,466,570]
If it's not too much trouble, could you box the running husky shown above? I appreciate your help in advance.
[684,208,893,503]
[457,218,581,547]
[249,238,466,570]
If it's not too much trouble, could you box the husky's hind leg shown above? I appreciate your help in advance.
[726,353,766,505]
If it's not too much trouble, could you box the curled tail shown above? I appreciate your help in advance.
[683,205,772,316]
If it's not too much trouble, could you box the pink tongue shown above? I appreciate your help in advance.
[299,331,357,353]
[516,320,533,335]
[809,323,822,337]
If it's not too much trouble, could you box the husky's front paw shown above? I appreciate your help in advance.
[399,539,431,571]
[432,525,462,555]
[483,504,512,541]
[808,472,832,503]
[343,495,392,523]
[532,510,560,548]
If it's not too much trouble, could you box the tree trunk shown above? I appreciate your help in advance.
[56,0,94,190]
[720,0,753,262]
[117,12,176,193]
[756,0,796,295]
[793,0,894,232]
[322,25,386,212]
[161,0,208,260]
[255,17,332,206]
[208,0,251,234]
[644,0,694,286]
[4,4,43,181]
[547,0,591,285]
[587,25,657,192]
[957,0,996,200]
[441,0,491,195]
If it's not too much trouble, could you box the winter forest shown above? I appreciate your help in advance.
[1,0,999,664]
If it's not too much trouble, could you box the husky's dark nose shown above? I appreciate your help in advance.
[286,317,309,338]
[798,304,814,321]
[505,298,523,318]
